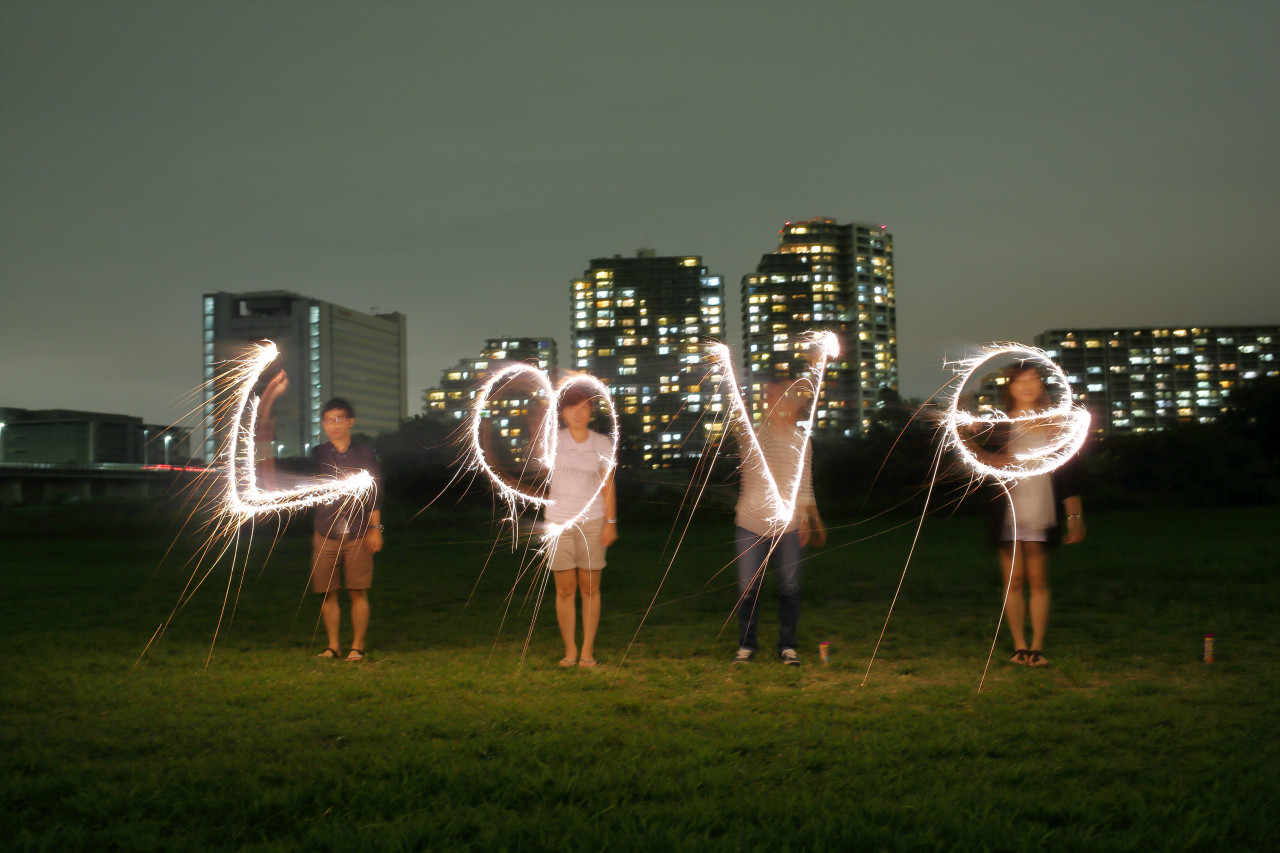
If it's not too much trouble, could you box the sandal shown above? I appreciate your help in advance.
[1028,649,1048,667]
[346,648,365,662]
[559,657,578,667]
[578,658,597,668]
[1010,649,1029,665]
[317,647,339,659]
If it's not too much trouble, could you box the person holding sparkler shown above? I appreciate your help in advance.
[965,362,1085,668]
[260,373,384,662]
[545,384,617,668]
[733,380,826,665]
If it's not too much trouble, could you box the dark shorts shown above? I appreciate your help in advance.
[311,532,374,593]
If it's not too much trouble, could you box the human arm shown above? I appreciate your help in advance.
[1061,494,1085,544]
[255,370,288,486]
[798,504,826,548]
[600,463,617,548]
[366,509,384,553]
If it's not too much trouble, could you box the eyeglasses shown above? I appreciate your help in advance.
[322,416,352,425]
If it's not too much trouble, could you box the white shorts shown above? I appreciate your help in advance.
[1000,522,1050,543]
[549,517,608,571]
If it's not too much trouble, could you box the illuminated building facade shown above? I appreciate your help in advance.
[571,250,726,467]
[1036,325,1279,434]
[425,337,557,464]
[742,218,897,436]
[202,291,407,461]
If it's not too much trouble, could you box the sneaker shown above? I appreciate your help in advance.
[734,647,755,664]
[779,648,800,666]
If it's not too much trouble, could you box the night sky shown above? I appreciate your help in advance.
[3,1,1277,427]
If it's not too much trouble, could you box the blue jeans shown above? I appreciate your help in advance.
[735,526,803,654]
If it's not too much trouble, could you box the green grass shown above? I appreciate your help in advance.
[2,505,1277,851]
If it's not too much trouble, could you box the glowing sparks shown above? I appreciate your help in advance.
[943,343,1091,482]
[711,330,840,531]
[222,341,374,520]
[467,365,618,541]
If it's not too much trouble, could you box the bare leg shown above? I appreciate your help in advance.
[999,543,1028,656]
[348,588,369,655]
[578,568,601,663]
[553,569,579,662]
[320,591,342,653]
[1024,542,1050,661]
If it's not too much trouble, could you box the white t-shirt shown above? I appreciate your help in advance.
[545,428,613,524]
[1004,424,1056,531]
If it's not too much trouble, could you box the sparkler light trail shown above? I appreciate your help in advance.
[712,330,840,531]
[223,341,374,520]
[467,365,618,542]
[943,344,1091,483]
[616,331,840,670]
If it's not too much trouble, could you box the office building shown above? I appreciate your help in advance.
[202,291,407,461]
[742,218,897,436]
[572,250,726,467]
[1036,325,1279,434]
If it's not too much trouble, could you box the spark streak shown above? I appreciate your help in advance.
[222,341,374,520]
[467,366,618,540]
[712,330,840,530]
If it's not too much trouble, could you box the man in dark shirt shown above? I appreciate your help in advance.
[261,374,383,661]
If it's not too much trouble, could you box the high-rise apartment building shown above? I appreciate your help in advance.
[571,250,726,467]
[202,291,407,461]
[742,218,897,436]
[1037,325,1279,434]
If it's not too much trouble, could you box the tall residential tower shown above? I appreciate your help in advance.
[572,250,726,467]
[741,218,897,436]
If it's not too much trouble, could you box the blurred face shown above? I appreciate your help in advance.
[322,409,353,443]
[1008,369,1045,410]
[765,382,804,424]
[562,399,592,431]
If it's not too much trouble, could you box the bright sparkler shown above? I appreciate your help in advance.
[710,330,841,531]
[943,343,1091,480]
[222,341,374,520]
[467,365,618,541]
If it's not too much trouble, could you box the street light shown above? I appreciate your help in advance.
[0,422,6,463]
[164,434,173,467]
[142,428,149,466]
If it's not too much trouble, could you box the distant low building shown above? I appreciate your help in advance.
[1036,324,1279,434]
[0,407,190,466]
[202,291,408,461]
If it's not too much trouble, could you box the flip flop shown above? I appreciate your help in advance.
[317,647,339,659]
[346,648,365,662]
[1010,649,1029,665]
[559,657,578,667]
[1028,649,1049,667]
[578,658,597,668]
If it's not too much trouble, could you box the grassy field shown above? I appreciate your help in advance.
[2,503,1277,851]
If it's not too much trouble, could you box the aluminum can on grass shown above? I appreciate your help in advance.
[819,642,830,664]
[1204,633,1215,664]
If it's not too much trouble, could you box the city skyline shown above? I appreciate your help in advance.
[2,2,1277,427]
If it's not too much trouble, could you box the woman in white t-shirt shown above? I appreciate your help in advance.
[988,364,1086,668]
[545,384,617,668]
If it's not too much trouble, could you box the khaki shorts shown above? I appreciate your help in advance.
[311,532,375,593]
[549,517,608,572]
